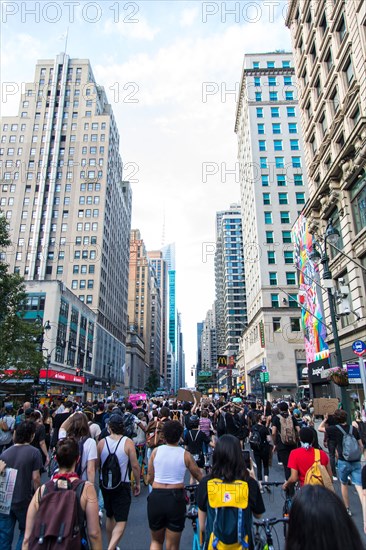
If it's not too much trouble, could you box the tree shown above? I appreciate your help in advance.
[0,215,45,379]
[144,368,160,394]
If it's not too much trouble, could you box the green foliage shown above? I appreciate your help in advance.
[144,368,160,394]
[0,215,45,379]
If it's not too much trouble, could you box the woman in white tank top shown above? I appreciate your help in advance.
[147,419,202,550]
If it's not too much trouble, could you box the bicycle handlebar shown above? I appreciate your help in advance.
[261,481,285,486]
[254,517,289,527]
[185,484,198,492]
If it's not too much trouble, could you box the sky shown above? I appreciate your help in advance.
[0,0,292,385]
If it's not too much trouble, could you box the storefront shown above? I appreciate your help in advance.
[39,368,85,399]
[308,358,333,398]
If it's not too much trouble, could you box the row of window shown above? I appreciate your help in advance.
[259,139,300,151]
[256,107,296,119]
[269,272,297,285]
[264,212,292,224]
[257,123,298,134]
[252,60,291,69]
[255,91,294,102]
[267,250,294,264]
[254,76,293,86]
[71,280,94,290]
[271,293,298,308]
[261,174,303,187]
[263,192,305,205]
[260,157,302,169]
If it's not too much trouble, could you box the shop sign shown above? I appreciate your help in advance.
[39,369,85,384]
[346,360,366,384]
[308,359,331,383]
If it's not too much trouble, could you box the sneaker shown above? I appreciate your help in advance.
[346,508,352,517]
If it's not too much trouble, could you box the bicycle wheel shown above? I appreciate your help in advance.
[142,464,148,486]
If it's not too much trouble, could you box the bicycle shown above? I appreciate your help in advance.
[130,443,148,490]
[259,481,294,538]
[185,484,202,550]
[253,517,288,550]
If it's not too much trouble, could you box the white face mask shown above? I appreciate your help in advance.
[300,442,312,450]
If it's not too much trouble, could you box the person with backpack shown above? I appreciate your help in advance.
[97,414,140,550]
[319,409,364,517]
[183,415,212,484]
[0,421,42,550]
[197,434,265,550]
[249,413,271,492]
[123,402,144,439]
[147,420,203,550]
[352,410,366,461]
[272,401,300,480]
[22,437,102,550]
[282,427,333,491]
[59,412,97,483]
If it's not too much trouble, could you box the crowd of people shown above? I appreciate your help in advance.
[0,394,365,549]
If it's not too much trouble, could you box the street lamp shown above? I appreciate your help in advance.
[309,219,350,415]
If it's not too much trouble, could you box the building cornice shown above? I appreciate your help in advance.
[285,0,298,27]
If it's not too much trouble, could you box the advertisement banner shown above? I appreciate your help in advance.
[39,369,85,384]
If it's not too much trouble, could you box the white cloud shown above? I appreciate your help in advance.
[180,7,199,27]
[102,17,160,40]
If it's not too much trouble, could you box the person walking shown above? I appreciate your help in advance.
[97,414,140,550]
[147,420,202,550]
[0,405,15,454]
[183,415,212,484]
[0,422,42,550]
[249,413,271,491]
[272,401,300,480]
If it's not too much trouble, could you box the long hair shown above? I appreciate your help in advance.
[66,412,90,439]
[211,434,248,482]
[285,485,363,550]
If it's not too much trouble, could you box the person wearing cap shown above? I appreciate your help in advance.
[97,414,140,550]
[0,405,15,454]
[183,415,213,485]
[84,409,102,442]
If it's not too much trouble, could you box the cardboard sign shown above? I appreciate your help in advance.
[0,468,17,515]
[313,398,339,416]
[177,389,202,402]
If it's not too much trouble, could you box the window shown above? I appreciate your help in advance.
[273,317,281,332]
[257,123,265,134]
[263,193,271,205]
[325,48,333,73]
[271,294,280,307]
[285,91,294,101]
[267,251,276,264]
[275,157,284,168]
[260,157,267,169]
[330,87,340,113]
[271,107,279,118]
[337,15,346,42]
[278,192,288,204]
[266,231,274,244]
[320,12,327,34]
[261,175,269,186]
[320,113,328,135]
[255,92,262,102]
[350,174,366,234]
[72,280,78,290]
[277,174,286,186]
[284,251,294,264]
[256,107,263,118]
[281,212,290,224]
[270,91,278,101]
[314,77,321,99]
[274,140,283,151]
[272,123,281,134]
[282,60,290,68]
[259,140,266,151]
[296,192,305,204]
[254,77,261,87]
[267,61,274,68]
[351,106,360,126]
[290,318,301,332]
[282,231,291,243]
[288,294,298,307]
[290,139,299,151]
[288,123,297,134]
[269,273,277,286]
[294,174,303,185]
[253,61,259,68]
[292,157,301,168]
[286,272,296,285]
[264,212,273,224]
[284,76,292,86]
[268,76,277,86]
[287,107,295,117]
[344,58,354,85]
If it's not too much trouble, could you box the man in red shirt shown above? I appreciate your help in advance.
[283,427,333,489]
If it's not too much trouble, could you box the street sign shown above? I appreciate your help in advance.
[198,371,212,377]
[260,372,269,383]
[352,340,366,357]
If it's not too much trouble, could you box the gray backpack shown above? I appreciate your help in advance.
[336,425,362,462]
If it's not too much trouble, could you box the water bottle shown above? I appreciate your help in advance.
[108,470,112,489]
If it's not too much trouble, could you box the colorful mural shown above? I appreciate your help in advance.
[292,215,329,364]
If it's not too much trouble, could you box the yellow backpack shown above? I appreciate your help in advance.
[304,449,334,491]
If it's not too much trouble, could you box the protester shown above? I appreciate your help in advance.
[0,405,15,454]
[147,420,202,550]
[28,410,49,468]
[0,422,42,550]
[249,413,271,491]
[197,434,265,550]
[41,407,52,451]
[285,485,364,549]
[97,414,140,550]
[59,411,97,483]
[22,437,102,550]
[183,414,212,484]
[50,400,73,448]
[272,401,300,479]
[84,408,102,442]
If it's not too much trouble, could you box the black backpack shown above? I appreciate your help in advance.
[249,425,262,451]
[123,413,137,439]
[101,437,124,490]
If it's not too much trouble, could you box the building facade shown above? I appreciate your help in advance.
[162,243,178,390]
[286,1,366,397]
[0,54,132,390]
[148,250,168,385]
[235,52,307,398]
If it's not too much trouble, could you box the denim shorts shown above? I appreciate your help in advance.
[337,459,362,486]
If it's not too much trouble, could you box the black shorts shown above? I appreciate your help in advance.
[101,482,131,522]
[147,488,186,532]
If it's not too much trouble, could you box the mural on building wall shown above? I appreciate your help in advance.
[292,214,329,364]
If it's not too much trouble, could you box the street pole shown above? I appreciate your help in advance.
[45,354,51,394]
[358,355,366,412]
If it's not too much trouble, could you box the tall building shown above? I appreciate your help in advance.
[148,250,168,385]
[149,265,162,375]
[214,204,246,391]
[196,321,204,374]
[235,52,307,397]
[286,2,366,386]
[200,307,217,371]
[0,54,132,390]
[162,242,177,389]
